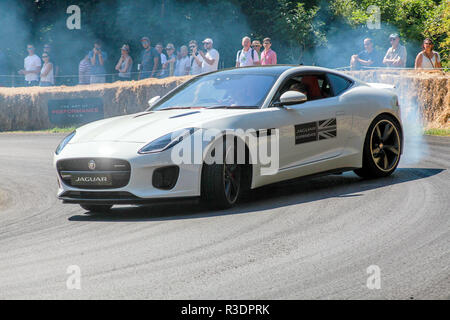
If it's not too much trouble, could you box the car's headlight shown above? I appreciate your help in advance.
[138,128,198,154]
[55,131,76,155]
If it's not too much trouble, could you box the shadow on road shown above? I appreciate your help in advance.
[68,167,445,222]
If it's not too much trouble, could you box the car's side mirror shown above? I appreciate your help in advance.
[278,91,307,106]
[148,96,161,108]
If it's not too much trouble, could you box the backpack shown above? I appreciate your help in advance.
[237,48,256,64]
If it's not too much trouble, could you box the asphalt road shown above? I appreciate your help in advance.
[0,133,448,299]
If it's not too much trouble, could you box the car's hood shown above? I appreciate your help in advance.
[71,108,258,144]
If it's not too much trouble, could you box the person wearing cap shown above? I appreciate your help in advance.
[18,44,41,87]
[383,34,407,68]
[260,37,277,65]
[251,40,262,59]
[89,40,108,84]
[139,36,159,79]
[199,38,219,73]
[163,43,177,77]
[115,44,133,81]
[236,36,260,67]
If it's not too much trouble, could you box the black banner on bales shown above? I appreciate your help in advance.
[48,98,104,126]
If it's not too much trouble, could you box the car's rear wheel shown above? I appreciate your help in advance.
[201,140,242,209]
[354,114,402,178]
[80,204,113,213]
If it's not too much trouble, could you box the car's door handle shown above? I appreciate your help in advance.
[335,111,345,116]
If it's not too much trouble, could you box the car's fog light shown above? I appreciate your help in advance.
[152,166,180,190]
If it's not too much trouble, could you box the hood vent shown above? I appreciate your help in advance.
[133,112,154,118]
[169,111,201,119]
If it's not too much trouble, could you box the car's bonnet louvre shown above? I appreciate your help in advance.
[169,111,201,119]
[133,112,154,118]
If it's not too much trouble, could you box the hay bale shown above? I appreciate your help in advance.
[0,70,448,131]
[0,76,191,131]
[347,70,450,129]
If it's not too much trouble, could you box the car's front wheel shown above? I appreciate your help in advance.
[80,204,113,213]
[354,114,402,178]
[201,141,242,209]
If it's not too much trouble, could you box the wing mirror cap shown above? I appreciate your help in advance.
[279,91,307,106]
[148,96,161,108]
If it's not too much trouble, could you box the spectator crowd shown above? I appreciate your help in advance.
[0,33,444,88]
[349,33,442,70]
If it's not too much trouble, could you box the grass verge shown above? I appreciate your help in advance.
[0,127,77,134]
[424,128,450,136]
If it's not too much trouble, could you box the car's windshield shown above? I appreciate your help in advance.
[150,73,278,110]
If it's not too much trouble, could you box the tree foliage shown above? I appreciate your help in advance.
[0,0,447,82]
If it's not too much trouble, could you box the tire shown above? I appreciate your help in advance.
[201,138,243,209]
[80,204,113,213]
[354,114,402,178]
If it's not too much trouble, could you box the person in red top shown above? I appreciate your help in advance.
[260,38,277,65]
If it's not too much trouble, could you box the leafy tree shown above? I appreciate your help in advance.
[275,1,327,64]
[424,0,450,67]
[330,0,447,67]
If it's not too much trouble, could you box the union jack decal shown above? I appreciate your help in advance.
[295,118,337,145]
[318,118,337,140]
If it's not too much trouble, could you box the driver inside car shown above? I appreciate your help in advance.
[288,82,308,100]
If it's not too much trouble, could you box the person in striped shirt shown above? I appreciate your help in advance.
[78,54,91,85]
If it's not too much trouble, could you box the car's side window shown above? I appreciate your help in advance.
[327,73,352,96]
[272,73,332,105]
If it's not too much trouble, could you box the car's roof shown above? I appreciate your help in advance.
[206,65,347,77]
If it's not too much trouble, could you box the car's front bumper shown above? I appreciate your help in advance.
[54,141,203,204]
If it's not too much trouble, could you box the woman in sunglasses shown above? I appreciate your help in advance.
[39,53,54,87]
[414,38,442,69]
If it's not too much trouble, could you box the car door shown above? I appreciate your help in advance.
[276,72,353,170]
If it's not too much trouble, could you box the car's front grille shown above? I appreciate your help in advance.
[57,158,131,189]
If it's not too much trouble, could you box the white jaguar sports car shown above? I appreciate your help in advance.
[54,66,403,212]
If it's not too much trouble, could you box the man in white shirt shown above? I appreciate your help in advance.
[19,44,41,86]
[236,36,260,67]
[199,38,219,73]
[383,33,407,68]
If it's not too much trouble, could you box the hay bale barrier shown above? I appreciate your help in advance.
[347,70,449,129]
[0,76,191,132]
[0,71,448,131]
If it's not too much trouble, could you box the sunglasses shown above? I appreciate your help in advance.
[42,55,49,58]
[189,46,196,48]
